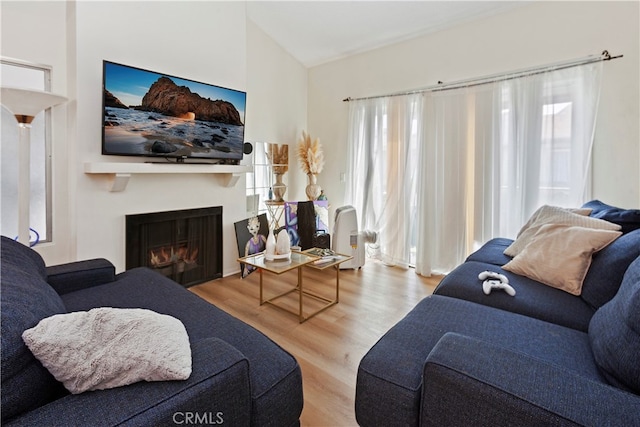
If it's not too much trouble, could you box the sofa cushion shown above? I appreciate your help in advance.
[583,199,640,234]
[356,295,603,427]
[59,267,303,427]
[433,261,596,331]
[502,224,621,295]
[504,205,619,257]
[589,256,640,393]
[6,338,252,427]
[1,239,67,422]
[23,308,192,394]
[581,229,640,310]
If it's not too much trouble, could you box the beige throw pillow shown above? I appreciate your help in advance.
[22,307,192,394]
[503,224,621,295]
[504,205,618,257]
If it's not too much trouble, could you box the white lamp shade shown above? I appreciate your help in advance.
[1,86,67,122]
[1,86,67,246]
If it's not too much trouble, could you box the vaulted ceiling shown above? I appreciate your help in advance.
[246,1,527,67]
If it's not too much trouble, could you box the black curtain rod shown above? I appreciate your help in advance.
[343,50,623,102]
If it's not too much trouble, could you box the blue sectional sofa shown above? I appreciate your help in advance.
[356,201,640,426]
[1,236,303,426]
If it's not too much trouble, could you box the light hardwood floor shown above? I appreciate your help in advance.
[189,260,443,426]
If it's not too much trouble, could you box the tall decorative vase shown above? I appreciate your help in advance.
[265,228,276,260]
[305,173,322,201]
[272,173,287,202]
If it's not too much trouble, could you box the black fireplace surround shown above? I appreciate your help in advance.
[126,207,223,287]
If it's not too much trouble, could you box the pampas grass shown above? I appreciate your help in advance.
[267,144,288,174]
[297,131,324,175]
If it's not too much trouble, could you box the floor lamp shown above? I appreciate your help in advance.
[1,87,67,246]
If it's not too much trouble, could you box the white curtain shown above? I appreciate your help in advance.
[346,94,422,267]
[346,62,602,275]
[492,62,603,239]
[415,85,498,274]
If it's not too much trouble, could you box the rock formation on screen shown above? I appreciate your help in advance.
[104,89,129,109]
[138,77,243,126]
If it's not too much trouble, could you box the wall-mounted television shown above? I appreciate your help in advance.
[102,60,246,163]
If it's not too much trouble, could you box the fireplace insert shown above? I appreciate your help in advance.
[126,207,222,287]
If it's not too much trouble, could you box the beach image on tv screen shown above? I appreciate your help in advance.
[103,61,246,160]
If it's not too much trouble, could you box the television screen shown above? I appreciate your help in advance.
[102,61,246,162]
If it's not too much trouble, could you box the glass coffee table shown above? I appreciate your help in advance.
[238,249,353,322]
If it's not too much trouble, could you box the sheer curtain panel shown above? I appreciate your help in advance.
[495,62,603,238]
[346,95,421,267]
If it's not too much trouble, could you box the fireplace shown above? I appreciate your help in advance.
[126,207,223,287]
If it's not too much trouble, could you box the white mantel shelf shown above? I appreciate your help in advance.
[84,162,252,192]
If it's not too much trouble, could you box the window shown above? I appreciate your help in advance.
[245,142,273,217]
[541,101,573,201]
[1,59,52,244]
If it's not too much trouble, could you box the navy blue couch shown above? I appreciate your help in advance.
[356,202,640,426]
[1,236,303,426]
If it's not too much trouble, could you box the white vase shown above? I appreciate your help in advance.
[276,229,291,255]
[265,228,276,260]
[305,173,322,201]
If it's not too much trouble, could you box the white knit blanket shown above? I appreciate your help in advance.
[23,307,192,394]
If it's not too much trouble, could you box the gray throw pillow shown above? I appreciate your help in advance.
[23,307,192,394]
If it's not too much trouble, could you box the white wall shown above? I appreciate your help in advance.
[2,1,308,275]
[74,1,248,275]
[74,1,308,275]
[245,20,308,201]
[309,1,640,219]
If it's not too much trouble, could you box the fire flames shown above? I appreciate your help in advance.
[150,245,199,268]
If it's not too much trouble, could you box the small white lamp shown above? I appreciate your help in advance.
[1,87,67,246]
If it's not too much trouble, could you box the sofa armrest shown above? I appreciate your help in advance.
[5,338,251,427]
[421,333,640,427]
[46,259,116,295]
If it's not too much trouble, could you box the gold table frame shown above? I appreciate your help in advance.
[238,249,353,323]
